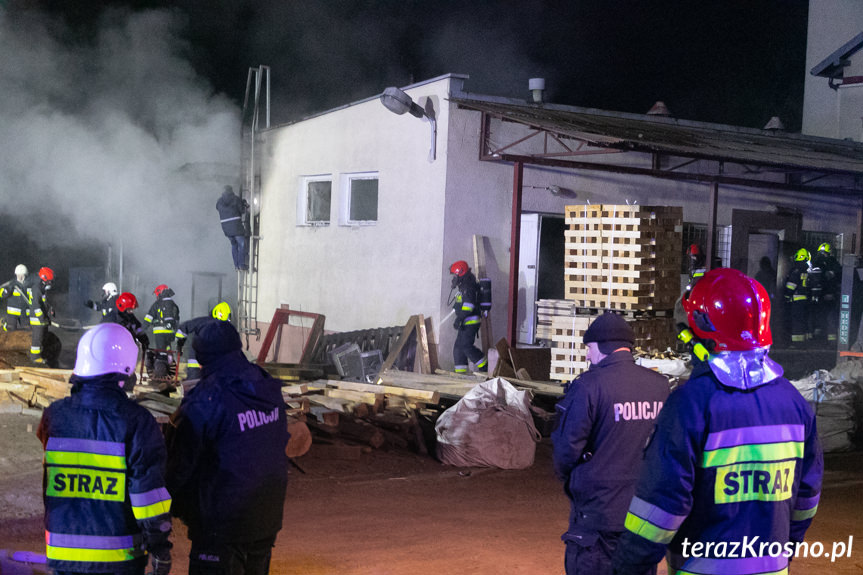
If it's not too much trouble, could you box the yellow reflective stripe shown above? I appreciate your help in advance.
[7,308,22,315]
[152,328,174,334]
[46,467,125,501]
[132,498,171,520]
[187,360,201,368]
[714,461,795,503]
[792,295,807,301]
[702,441,804,468]
[624,511,677,544]
[46,544,138,563]
[792,505,818,521]
[46,450,126,470]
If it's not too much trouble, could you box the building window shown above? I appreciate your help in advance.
[341,173,379,225]
[299,176,332,226]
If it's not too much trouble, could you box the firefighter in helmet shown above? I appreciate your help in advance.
[175,301,232,380]
[449,260,487,374]
[144,284,180,378]
[116,292,150,351]
[783,248,812,346]
[613,268,822,575]
[812,242,842,344]
[27,267,55,364]
[85,282,120,324]
[1,264,31,331]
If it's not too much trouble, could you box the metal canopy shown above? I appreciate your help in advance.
[453,97,863,195]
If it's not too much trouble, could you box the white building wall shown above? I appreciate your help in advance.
[803,0,863,140]
[257,77,454,334]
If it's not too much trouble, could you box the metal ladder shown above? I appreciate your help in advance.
[237,65,270,347]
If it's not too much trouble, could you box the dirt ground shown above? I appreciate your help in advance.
[1,411,862,575]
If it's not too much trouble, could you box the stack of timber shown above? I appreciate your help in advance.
[564,204,681,310]
[547,204,682,382]
[0,367,73,413]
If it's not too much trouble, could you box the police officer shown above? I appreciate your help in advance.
[85,282,120,324]
[813,242,842,344]
[449,260,487,374]
[613,269,823,575]
[783,248,811,346]
[552,312,670,575]
[166,320,289,575]
[37,323,172,575]
[175,301,232,380]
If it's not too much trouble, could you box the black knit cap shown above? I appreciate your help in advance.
[193,319,243,365]
[583,312,635,354]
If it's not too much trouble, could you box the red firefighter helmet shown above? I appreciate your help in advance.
[38,267,54,282]
[449,260,469,277]
[687,244,701,256]
[116,292,138,312]
[682,268,772,352]
[153,284,169,297]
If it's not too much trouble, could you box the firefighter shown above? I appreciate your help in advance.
[552,312,670,575]
[217,184,250,271]
[1,264,31,331]
[85,282,120,324]
[175,301,232,381]
[166,320,289,575]
[813,242,842,344]
[37,322,173,575]
[449,260,487,374]
[26,267,55,364]
[612,268,823,575]
[116,292,149,392]
[144,283,180,365]
[783,248,812,346]
[684,244,707,296]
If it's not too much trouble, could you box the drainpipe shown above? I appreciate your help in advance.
[508,162,524,345]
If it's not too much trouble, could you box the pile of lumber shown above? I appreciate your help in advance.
[0,367,73,413]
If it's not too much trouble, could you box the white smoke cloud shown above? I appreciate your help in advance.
[0,7,242,317]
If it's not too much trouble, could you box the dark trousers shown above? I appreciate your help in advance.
[189,536,276,575]
[564,530,656,575]
[30,323,47,359]
[228,235,247,270]
[789,300,810,344]
[453,324,485,373]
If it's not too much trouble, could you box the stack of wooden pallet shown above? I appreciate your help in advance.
[0,367,72,413]
[547,204,682,382]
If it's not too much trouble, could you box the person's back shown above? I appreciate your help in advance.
[167,320,288,574]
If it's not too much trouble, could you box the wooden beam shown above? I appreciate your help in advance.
[508,162,523,345]
[473,234,492,354]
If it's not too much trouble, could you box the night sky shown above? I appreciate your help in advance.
[25,0,810,130]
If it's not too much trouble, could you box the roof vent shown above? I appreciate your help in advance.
[763,116,786,131]
[529,78,545,103]
[646,101,671,116]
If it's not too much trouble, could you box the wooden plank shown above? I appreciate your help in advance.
[307,394,353,413]
[324,388,384,407]
[281,383,309,395]
[17,372,71,399]
[319,378,441,403]
[415,314,432,374]
[473,234,492,354]
[379,316,420,374]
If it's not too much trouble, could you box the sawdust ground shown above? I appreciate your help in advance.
[1,412,862,574]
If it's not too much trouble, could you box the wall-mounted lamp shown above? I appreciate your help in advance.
[380,86,437,162]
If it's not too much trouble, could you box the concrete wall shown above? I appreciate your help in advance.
[803,0,863,140]
[257,77,452,336]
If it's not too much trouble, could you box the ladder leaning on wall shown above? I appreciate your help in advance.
[237,65,270,347]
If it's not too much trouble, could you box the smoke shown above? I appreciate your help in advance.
[0,6,241,317]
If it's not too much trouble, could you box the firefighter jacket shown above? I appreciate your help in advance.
[119,310,150,350]
[90,294,120,324]
[216,189,248,237]
[1,279,30,319]
[144,292,180,337]
[37,374,172,574]
[166,349,289,544]
[25,277,51,327]
[452,272,482,329]
[813,253,842,302]
[552,351,670,535]
[783,261,810,303]
[612,359,823,575]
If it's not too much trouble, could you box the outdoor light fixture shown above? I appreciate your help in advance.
[380,86,437,162]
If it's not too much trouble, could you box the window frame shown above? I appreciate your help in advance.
[297,175,333,227]
[340,172,379,226]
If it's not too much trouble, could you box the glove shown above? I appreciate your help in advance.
[85,299,95,309]
[149,549,171,575]
[175,338,185,353]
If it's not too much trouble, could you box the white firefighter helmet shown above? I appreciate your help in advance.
[102,282,118,297]
[14,264,28,278]
[74,323,138,377]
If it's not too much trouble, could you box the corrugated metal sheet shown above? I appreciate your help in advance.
[452,97,863,176]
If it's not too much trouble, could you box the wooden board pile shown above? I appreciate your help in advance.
[545,204,682,382]
[0,367,73,413]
